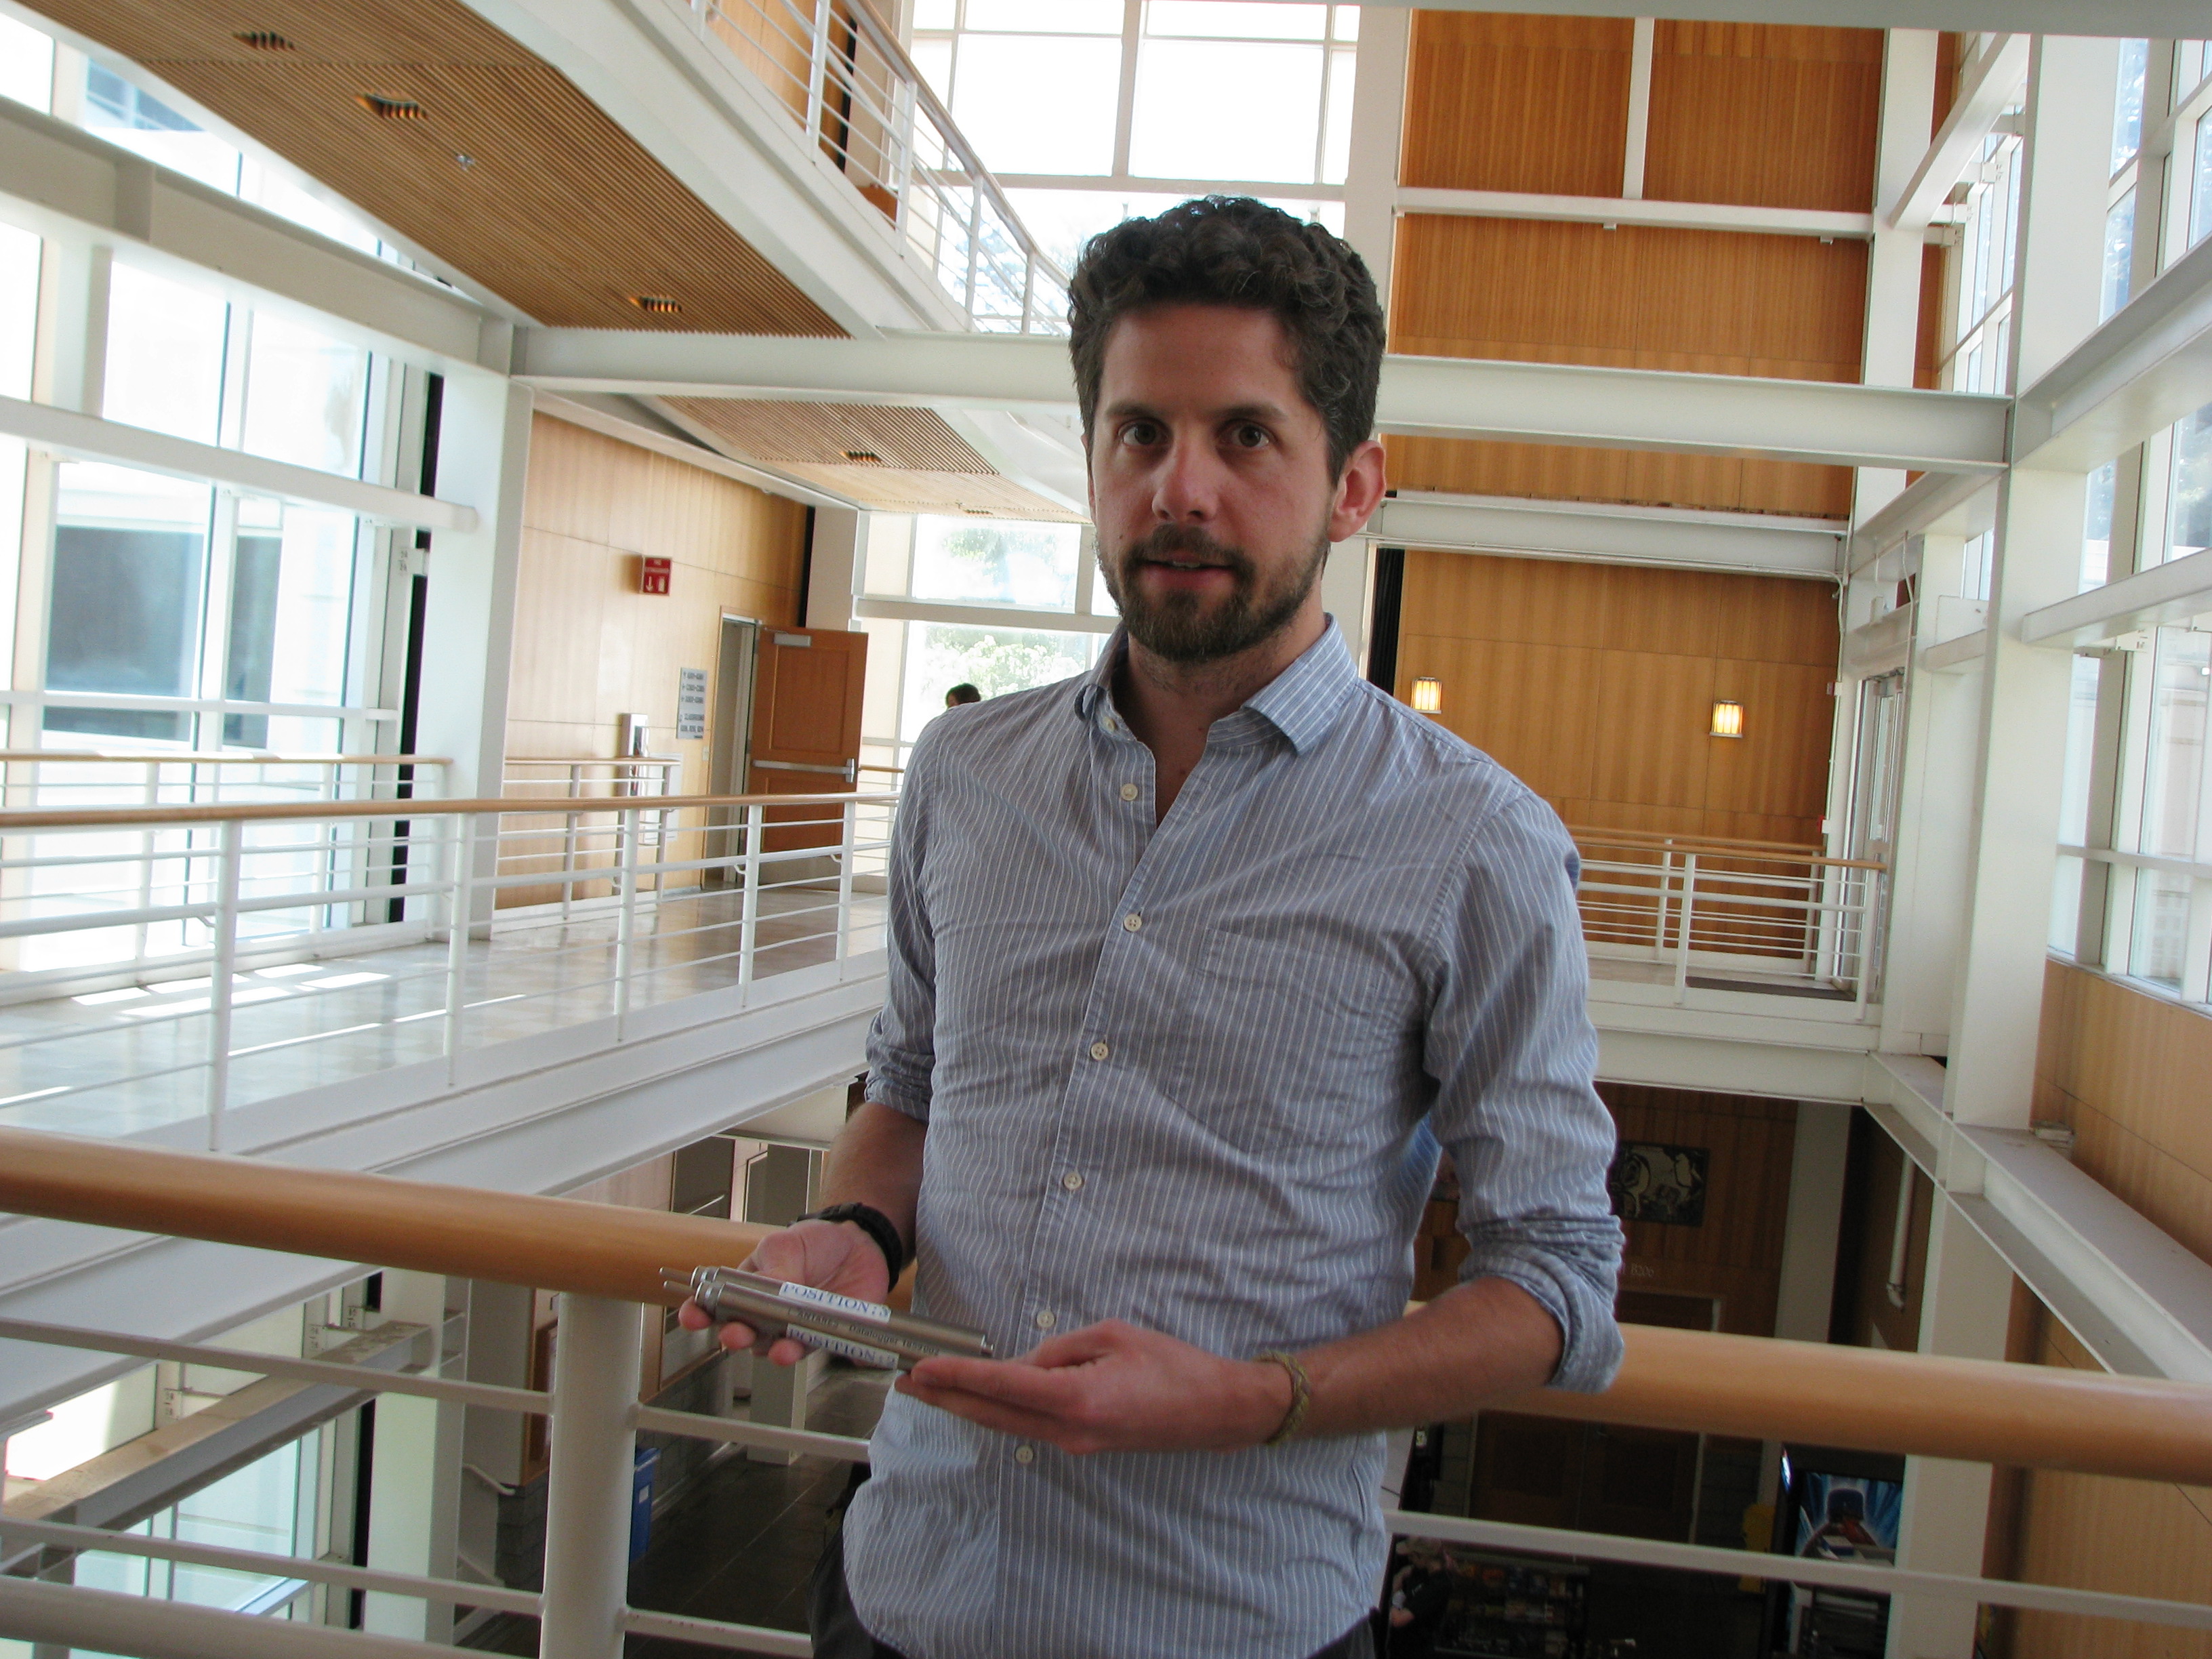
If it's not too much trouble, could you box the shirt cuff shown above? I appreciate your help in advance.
[1457,1240,1624,1394]
[862,1078,931,1122]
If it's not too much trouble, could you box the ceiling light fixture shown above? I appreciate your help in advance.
[356,93,426,120]
[1711,701,1744,738]
[628,295,682,316]
[1410,676,1443,715]
[842,449,882,464]
[235,30,294,49]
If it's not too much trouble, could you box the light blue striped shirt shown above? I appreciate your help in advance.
[851,619,1623,1659]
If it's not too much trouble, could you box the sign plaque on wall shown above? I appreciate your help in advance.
[639,556,672,595]
[676,668,708,741]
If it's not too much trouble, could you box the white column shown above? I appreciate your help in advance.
[1855,31,1940,526]
[1341,5,1410,309]
[362,1271,464,1643]
[1889,1198,2015,1659]
[1321,538,1374,676]
[540,1294,644,1659]
[414,375,532,804]
[805,506,864,631]
[1773,1101,1851,1342]
[1943,37,2116,1130]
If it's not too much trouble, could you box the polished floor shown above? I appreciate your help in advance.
[464,1368,891,1656]
[0,884,886,1141]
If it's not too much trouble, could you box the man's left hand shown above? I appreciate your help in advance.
[896,1319,1293,1454]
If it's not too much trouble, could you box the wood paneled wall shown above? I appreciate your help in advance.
[1601,1084,1797,1338]
[1991,962,2212,1657]
[1389,16,1886,519]
[1643,25,1883,212]
[1394,551,1839,843]
[502,413,808,903]
[1386,217,1867,516]
[1401,14,1633,197]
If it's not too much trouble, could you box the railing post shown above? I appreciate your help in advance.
[204,818,244,1150]
[963,186,983,320]
[1673,853,1698,1005]
[737,803,764,1000]
[133,762,159,968]
[538,1292,642,1659]
[443,813,475,1082]
[614,806,640,1034]
[802,0,832,150]
[1652,847,1674,959]
[835,798,856,971]
[562,762,581,923]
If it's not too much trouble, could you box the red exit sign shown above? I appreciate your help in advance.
[639,556,671,596]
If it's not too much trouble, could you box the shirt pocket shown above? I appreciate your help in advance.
[1170,920,1406,1155]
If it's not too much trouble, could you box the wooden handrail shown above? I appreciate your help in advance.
[1568,828,1886,873]
[0,792,899,832]
[1566,824,1825,856]
[0,752,451,767]
[504,757,681,768]
[0,1126,2205,1483]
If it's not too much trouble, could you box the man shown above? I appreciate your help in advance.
[682,197,1622,1659]
[943,682,982,709]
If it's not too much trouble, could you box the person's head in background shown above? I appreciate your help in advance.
[944,683,982,710]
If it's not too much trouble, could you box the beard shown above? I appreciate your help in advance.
[1097,522,1330,665]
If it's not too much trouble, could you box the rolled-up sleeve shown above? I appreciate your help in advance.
[1420,790,1624,1393]
[863,739,938,1122]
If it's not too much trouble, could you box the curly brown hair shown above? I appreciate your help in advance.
[1067,196,1385,479]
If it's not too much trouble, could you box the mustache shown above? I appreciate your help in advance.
[1122,524,1252,573]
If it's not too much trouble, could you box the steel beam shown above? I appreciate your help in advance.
[1359,0,2207,33]
[1371,491,1843,577]
[0,395,478,529]
[516,329,2012,472]
[1887,35,2030,231]
[0,100,501,376]
[2013,229,2212,473]
[2020,543,2212,646]
[1397,186,1873,241]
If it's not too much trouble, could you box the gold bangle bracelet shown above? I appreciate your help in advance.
[1256,1350,1311,1447]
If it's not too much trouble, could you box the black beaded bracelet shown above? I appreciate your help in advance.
[802,1201,907,1284]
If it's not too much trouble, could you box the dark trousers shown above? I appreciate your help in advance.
[811,1501,1376,1659]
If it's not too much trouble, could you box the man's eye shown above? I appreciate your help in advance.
[1232,424,1271,449]
[1122,420,1162,446]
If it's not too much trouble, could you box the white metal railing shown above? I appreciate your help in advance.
[684,0,1069,333]
[3,1306,2212,1657]
[1571,829,1888,1008]
[0,750,446,811]
[0,790,894,1143]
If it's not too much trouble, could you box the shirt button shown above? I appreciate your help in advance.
[1122,913,1142,933]
[1089,1040,1109,1061]
[1015,1445,1036,1465]
[1034,1310,1056,1330]
[1120,783,1139,801]
[1061,1172,1084,1191]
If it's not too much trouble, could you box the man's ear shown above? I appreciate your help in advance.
[1327,437,1389,544]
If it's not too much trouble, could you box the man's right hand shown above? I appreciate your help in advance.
[676,1217,893,1368]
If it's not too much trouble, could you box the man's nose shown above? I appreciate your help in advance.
[1152,435,1225,523]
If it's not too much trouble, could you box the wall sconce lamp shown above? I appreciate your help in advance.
[1410,677,1443,715]
[1711,701,1744,739]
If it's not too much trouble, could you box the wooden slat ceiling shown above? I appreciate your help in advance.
[665,398,1080,520]
[27,0,842,335]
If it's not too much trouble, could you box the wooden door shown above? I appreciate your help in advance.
[747,627,867,853]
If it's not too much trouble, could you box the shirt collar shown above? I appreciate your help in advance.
[1073,617,1361,756]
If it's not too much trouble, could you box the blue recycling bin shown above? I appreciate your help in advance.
[630,1446,660,1562]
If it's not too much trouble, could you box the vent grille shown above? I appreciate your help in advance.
[356,93,427,120]
[629,294,683,316]
[842,449,882,464]
[234,30,293,50]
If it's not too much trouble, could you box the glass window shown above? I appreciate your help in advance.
[1133,39,1325,183]
[966,0,1122,29]
[241,312,367,478]
[2182,41,2212,102]
[82,62,242,193]
[2130,628,2210,987]
[2113,39,2148,173]
[45,464,212,743]
[1006,187,1340,274]
[2171,403,2212,565]
[0,14,53,111]
[1149,3,1328,40]
[2194,113,2212,251]
[2083,460,2114,590]
[103,263,230,444]
[910,515,1082,609]
[949,35,1122,176]
[0,222,37,401]
[76,1439,308,1616]
[899,620,1099,741]
[2058,653,2102,846]
[2102,188,2135,321]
